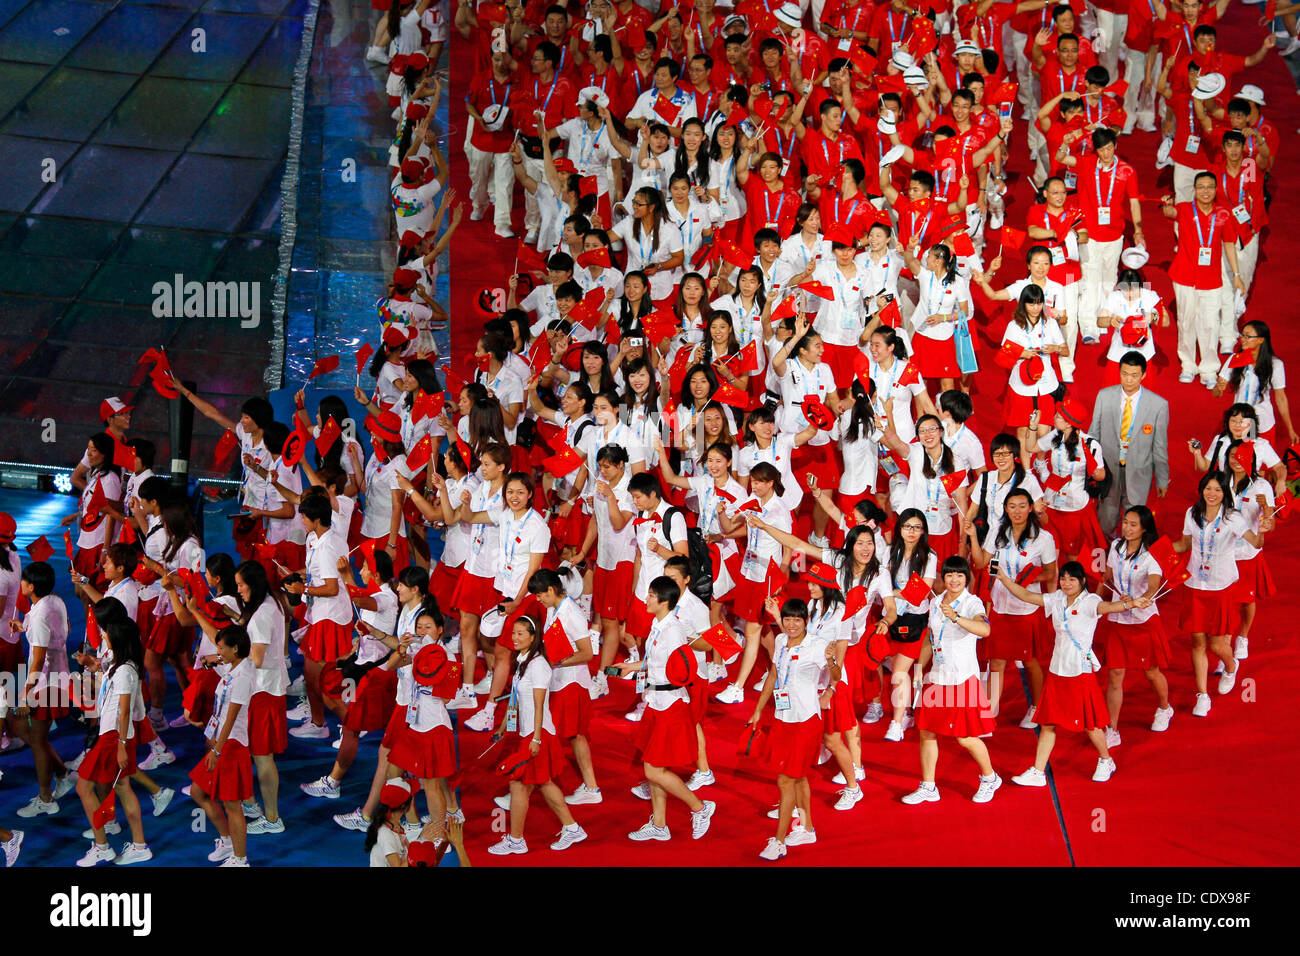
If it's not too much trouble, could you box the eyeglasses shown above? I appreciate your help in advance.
[1241,333,1262,340]
[917,426,942,435]
[632,200,649,208]
[901,523,925,532]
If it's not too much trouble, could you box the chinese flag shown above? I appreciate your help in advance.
[699,622,742,658]
[315,416,342,457]
[1043,472,1070,493]
[1146,535,1176,576]
[899,573,932,606]
[355,342,375,375]
[654,96,681,125]
[875,75,907,95]
[797,280,834,301]
[1162,551,1192,591]
[445,370,466,399]
[358,538,378,571]
[112,438,136,471]
[667,346,693,392]
[282,420,310,468]
[346,580,382,599]
[766,558,788,596]
[853,350,873,389]
[578,175,598,197]
[847,47,876,76]
[1227,349,1254,368]
[516,241,549,273]
[710,383,751,409]
[843,585,867,619]
[989,81,1018,105]
[405,434,435,475]
[642,308,679,344]
[896,360,921,387]
[542,619,575,661]
[1015,563,1041,588]
[737,499,764,514]
[26,536,54,563]
[92,788,118,831]
[307,355,340,381]
[1000,225,1027,251]
[604,318,622,345]
[717,238,751,272]
[724,340,759,376]
[542,443,584,478]
[412,390,444,424]
[770,296,798,321]
[86,481,108,521]
[568,298,601,330]
[63,532,75,560]
[936,136,964,164]
[877,298,902,329]
[906,17,937,56]
[150,350,181,399]
[951,232,975,257]
[1082,439,1102,477]
[939,470,967,498]
[577,247,611,269]
[1266,0,1278,19]
[1104,79,1129,98]
[214,429,239,469]
[994,339,1022,370]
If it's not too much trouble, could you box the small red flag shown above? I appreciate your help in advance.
[308,355,341,381]
[770,296,798,321]
[1266,0,1278,19]
[568,298,601,330]
[85,481,108,522]
[282,420,310,468]
[63,532,75,561]
[355,342,376,376]
[653,96,682,125]
[346,580,382,599]
[951,232,975,257]
[1227,349,1254,368]
[413,390,444,424]
[896,360,921,388]
[797,280,835,301]
[26,536,54,563]
[989,81,1018,105]
[214,429,239,469]
[853,350,873,390]
[578,175,598,198]
[577,247,612,269]
[874,75,907,95]
[150,350,181,399]
[1082,439,1102,478]
[766,557,788,596]
[699,622,742,658]
[542,443,584,478]
[1043,472,1070,493]
[516,241,549,272]
[112,438,136,471]
[358,538,378,571]
[1146,535,1176,576]
[315,416,342,458]
[716,238,752,272]
[91,787,118,831]
[542,618,575,661]
[604,317,622,345]
[939,470,967,498]
[1000,225,1027,251]
[899,573,932,607]
[1104,79,1128,98]
[994,339,1023,370]
[405,434,435,475]
[723,340,759,376]
[877,298,902,329]
[710,383,751,409]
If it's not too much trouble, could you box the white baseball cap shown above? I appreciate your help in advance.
[774,1,801,28]
[954,41,980,56]
[1236,84,1266,106]
[1192,72,1226,101]
[903,66,928,88]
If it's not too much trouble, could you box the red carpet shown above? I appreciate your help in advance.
[448,9,1298,866]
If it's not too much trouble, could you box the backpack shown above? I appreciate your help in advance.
[664,506,713,604]
[972,469,1021,543]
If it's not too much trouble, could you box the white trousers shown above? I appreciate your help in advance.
[1174,281,1226,378]
[1077,236,1121,334]
[1121,47,1160,131]
[466,143,514,232]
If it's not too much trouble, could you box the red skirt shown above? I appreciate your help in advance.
[1228,554,1276,603]
[821,682,856,734]
[189,740,254,802]
[927,523,962,568]
[1045,505,1108,569]
[1102,617,1171,669]
[1035,671,1109,732]
[592,563,634,621]
[915,676,996,738]
[551,508,590,551]
[248,692,287,756]
[80,730,138,784]
[134,717,156,746]
[135,597,158,635]
[911,332,961,379]
[625,596,654,640]
[1003,389,1057,429]
[730,566,784,624]
[498,731,566,785]
[344,665,398,732]
[388,722,457,780]
[146,613,186,656]
[790,441,839,496]
[634,699,697,768]
[550,681,592,739]
[27,683,70,721]
[821,342,865,391]
[74,546,104,588]
[450,570,501,617]
[429,559,463,600]
[182,667,220,724]
[302,619,352,662]
[0,639,21,674]
[986,608,1053,663]
[767,714,824,778]
[363,534,410,572]
[1180,587,1233,635]
[381,703,409,750]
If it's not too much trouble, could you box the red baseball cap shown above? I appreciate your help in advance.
[100,397,133,422]
[380,778,414,809]
[382,324,408,348]
[400,159,426,183]
[0,512,15,542]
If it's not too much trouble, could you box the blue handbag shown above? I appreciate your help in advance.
[953,305,979,375]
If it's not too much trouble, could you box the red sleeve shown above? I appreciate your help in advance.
[1121,162,1140,203]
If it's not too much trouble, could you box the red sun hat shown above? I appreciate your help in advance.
[413,643,462,698]
[366,410,403,444]
[803,562,840,589]
[1018,354,1045,386]
[1058,397,1088,429]
[664,645,698,688]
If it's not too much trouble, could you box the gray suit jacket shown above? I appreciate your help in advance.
[1089,385,1170,500]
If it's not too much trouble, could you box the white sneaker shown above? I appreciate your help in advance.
[1193,693,1213,717]
[487,835,528,855]
[150,787,175,817]
[167,714,190,729]
[1282,35,1300,56]
[1234,636,1249,660]
[285,699,311,722]
[685,770,715,791]
[1012,766,1047,787]
[834,786,864,810]
[591,672,610,699]
[816,745,833,766]
[365,44,389,64]
[1200,375,1217,389]
[464,706,495,732]
[901,712,914,732]
[82,821,122,839]
[246,817,285,835]
[494,227,517,240]
[287,675,305,697]
[758,836,787,860]
[1218,663,1240,695]
[493,793,511,811]
[138,748,175,771]
[402,820,423,840]
[901,783,940,804]
[16,796,58,818]
[628,820,671,842]
[831,765,866,785]
[751,678,766,692]
[469,208,486,222]
[66,749,87,772]
[77,842,117,867]
[446,807,465,825]
[446,688,477,711]
[618,648,640,677]
[631,782,651,801]
[473,672,493,695]
[690,800,716,839]
[207,836,233,862]
[784,825,817,846]
[2,830,23,867]
[624,700,646,722]
[883,719,904,742]
[1178,371,1197,384]
[1019,706,1039,730]
[296,780,335,801]
[1093,757,1117,782]
[1105,727,1122,749]
[1155,136,1173,168]
[523,232,539,245]
[181,786,191,797]
[115,843,153,866]
[1213,659,1225,676]
[549,824,588,851]
[148,712,168,733]
[861,700,884,723]
[333,808,368,831]
[973,773,1002,803]
[714,683,744,704]
[331,734,343,750]
[218,855,249,867]
[1151,706,1174,732]
[52,772,77,800]
[709,661,728,682]
[565,784,603,805]
[766,805,801,821]
[290,721,329,739]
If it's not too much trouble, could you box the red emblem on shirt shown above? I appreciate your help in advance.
[1142,424,1153,434]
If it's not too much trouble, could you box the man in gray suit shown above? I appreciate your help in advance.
[1089,351,1170,535]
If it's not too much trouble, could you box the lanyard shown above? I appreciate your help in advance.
[1222,171,1245,206]
[764,188,787,225]
[1192,205,1217,250]
[576,122,605,168]
[775,637,801,690]
[533,77,559,116]
[1056,596,1098,668]
[502,511,528,568]
[909,206,933,244]
[677,203,695,248]
[489,78,511,108]
[887,11,909,45]
[473,486,504,551]
[820,136,844,170]
[636,224,654,266]
[835,194,859,227]
[1059,69,1080,94]
[1115,543,1142,596]
[1196,511,1223,576]
[1095,161,1117,209]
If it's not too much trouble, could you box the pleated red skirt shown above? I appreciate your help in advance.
[302,619,352,662]
[986,608,1053,664]
[634,699,697,768]
[189,740,254,803]
[766,714,824,779]
[1179,587,1233,636]
[550,682,592,739]
[247,692,287,756]
[80,730,138,784]
[592,563,634,620]
[1228,554,1276,603]
[499,731,567,785]
[1035,671,1109,732]
[1101,617,1171,670]
[344,665,398,732]
[388,722,457,780]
